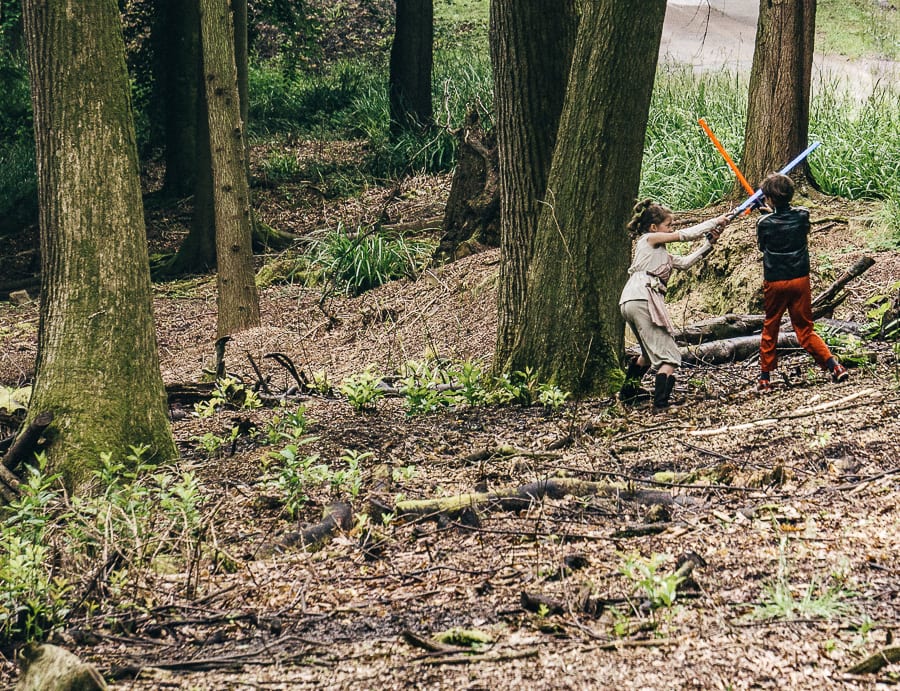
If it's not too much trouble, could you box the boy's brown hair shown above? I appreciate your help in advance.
[760,173,795,209]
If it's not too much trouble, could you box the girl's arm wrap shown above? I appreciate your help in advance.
[672,240,714,270]
[678,218,718,242]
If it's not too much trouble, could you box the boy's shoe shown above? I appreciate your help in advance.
[757,378,772,393]
[831,363,849,383]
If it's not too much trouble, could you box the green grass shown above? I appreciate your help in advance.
[817,0,900,59]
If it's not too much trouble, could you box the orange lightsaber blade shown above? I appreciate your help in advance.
[698,118,755,197]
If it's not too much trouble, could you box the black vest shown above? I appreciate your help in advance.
[756,206,810,282]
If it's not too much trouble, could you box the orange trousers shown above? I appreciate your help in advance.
[760,275,834,373]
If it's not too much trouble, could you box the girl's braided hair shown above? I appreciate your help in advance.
[626,198,672,238]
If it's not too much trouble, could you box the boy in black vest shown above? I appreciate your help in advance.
[756,173,849,392]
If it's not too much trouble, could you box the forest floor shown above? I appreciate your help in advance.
[1,4,899,691]
[1,173,899,690]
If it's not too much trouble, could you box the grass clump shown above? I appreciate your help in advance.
[309,224,436,296]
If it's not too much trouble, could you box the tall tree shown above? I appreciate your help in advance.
[21,0,176,488]
[155,0,201,198]
[389,0,433,133]
[505,0,668,395]
[490,0,577,370]
[199,0,260,336]
[740,0,817,188]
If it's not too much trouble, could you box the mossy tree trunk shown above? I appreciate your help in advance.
[490,0,577,372]
[199,0,260,337]
[506,0,667,396]
[740,0,817,189]
[22,0,176,489]
[389,0,433,133]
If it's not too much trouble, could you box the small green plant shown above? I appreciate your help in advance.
[814,324,871,368]
[331,449,370,499]
[537,383,570,411]
[399,359,453,416]
[192,428,239,458]
[488,368,538,405]
[753,538,854,621]
[392,464,417,482]
[339,367,384,412]
[310,369,333,395]
[448,359,488,405]
[194,377,262,418]
[263,404,310,445]
[267,442,330,519]
[619,551,683,611]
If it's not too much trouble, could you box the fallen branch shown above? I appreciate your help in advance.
[281,502,353,551]
[3,410,53,471]
[395,477,670,521]
[691,388,879,436]
[812,256,876,314]
[846,646,900,675]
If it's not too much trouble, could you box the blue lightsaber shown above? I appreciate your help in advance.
[729,141,822,217]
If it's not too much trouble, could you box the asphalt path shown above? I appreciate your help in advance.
[661,0,897,97]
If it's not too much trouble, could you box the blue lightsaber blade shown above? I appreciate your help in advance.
[730,141,822,216]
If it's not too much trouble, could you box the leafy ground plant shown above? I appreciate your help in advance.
[753,538,854,621]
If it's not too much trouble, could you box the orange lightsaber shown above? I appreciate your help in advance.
[698,118,755,197]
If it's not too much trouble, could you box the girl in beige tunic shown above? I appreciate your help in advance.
[618,199,729,408]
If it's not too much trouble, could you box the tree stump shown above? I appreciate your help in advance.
[434,111,499,262]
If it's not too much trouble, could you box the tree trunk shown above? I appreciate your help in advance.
[740,0,817,190]
[490,0,577,370]
[507,1,667,396]
[22,0,176,489]
[199,0,260,337]
[389,0,433,133]
[166,72,218,275]
[156,0,200,198]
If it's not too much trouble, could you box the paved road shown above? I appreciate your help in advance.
[660,0,897,97]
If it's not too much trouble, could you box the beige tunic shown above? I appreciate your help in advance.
[618,218,718,334]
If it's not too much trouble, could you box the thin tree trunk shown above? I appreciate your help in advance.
[740,0,817,189]
[389,0,433,133]
[157,0,200,198]
[199,0,260,336]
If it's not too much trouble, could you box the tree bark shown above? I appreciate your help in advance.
[740,0,817,189]
[389,0,433,133]
[22,0,177,489]
[506,1,667,395]
[490,0,576,371]
[156,0,201,198]
[199,0,260,337]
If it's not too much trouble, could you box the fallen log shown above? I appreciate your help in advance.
[672,256,874,345]
[680,332,799,365]
[846,646,900,675]
[3,411,53,471]
[395,477,670,521]
[280,502,353,551]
